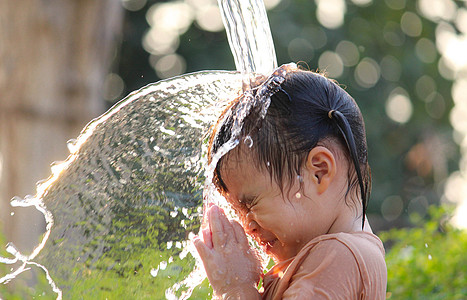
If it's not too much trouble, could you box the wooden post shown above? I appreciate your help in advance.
[0,0,123,253]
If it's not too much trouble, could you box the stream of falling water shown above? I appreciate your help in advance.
[0,0,279,299]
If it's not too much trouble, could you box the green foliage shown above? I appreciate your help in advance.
[381,206,467,299]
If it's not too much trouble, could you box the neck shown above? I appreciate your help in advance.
[327,205,372,234]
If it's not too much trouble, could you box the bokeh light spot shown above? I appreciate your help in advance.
[302,26,327,49]
[350,0,372,7]
[336,40,360,67]
[425,92,446,119]
[264,0,282,10]
[400,11,423,37]
[384,0,406,10]
[385,87,413,123]
[154,54,187,79]
[121,0,147,12]
[450,79,467,133]
[455,8,467,33]
[408,196,429,220]
[418,0,456,22]
[381,195,404,222]
[383,21,405,46]
[415,37,437,63]
[315,0,346,29]
[146,2,193,34]
[195,4,224,32]
[318,51,344,78]
[354,57,380,88]
[415,75,437,101]
[143,27,180,55]
[437,57,455,80]
[103,73,125,101]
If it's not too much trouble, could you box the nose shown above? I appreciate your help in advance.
[244,213,260,234]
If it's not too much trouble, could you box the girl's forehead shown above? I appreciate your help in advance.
[221,152,255,175]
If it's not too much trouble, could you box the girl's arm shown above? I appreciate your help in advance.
[193,205,262,299]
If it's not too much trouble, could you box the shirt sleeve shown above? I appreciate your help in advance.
[282,239,363,300]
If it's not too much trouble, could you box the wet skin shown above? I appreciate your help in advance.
[194,146,369,297]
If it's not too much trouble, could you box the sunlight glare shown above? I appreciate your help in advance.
[417,0,457,22]
[146,2,193,34]
[315,0,346,29]
[195,4,224,32]
[385,87,413,124]
[264,0,282,10]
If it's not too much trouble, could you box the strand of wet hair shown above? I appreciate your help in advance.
[328,110,367,229]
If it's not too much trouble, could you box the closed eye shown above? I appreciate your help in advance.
[242,195,258,210]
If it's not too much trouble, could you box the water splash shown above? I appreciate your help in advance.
[218,0,277,89]
[1,72,243,298]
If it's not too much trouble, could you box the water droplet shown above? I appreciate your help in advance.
[6,243,18,256]
[295,192,301,199]
[150,268,159,277]
[66,139,78,153]
[243,136,253,148]
[10,212,14,216]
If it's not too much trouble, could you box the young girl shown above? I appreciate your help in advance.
[193,64,387,299]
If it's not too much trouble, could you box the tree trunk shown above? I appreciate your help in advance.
[0,0,123,253]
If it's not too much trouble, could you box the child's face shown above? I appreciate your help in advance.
[220,150,340,262]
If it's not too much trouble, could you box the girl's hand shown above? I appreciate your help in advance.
[193,205,262,298]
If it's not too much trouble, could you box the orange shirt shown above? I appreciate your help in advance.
[262,232,387,300]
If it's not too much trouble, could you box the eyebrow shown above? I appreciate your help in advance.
[239,194,257,206]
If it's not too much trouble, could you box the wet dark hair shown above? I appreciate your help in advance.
[208,68,371,228]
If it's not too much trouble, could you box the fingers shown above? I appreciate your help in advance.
[231,220,249,249]
[202,227,213,249]
[193,235,210,260]
[208,205,235,248]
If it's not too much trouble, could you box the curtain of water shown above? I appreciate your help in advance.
[217,0,277,81]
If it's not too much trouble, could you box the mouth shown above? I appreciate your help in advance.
[259,238,278,253]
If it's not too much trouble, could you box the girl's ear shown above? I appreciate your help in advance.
[305,146,337,194]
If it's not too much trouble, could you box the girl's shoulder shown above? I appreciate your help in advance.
[309,231,385,257]
[262,232,387,300]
